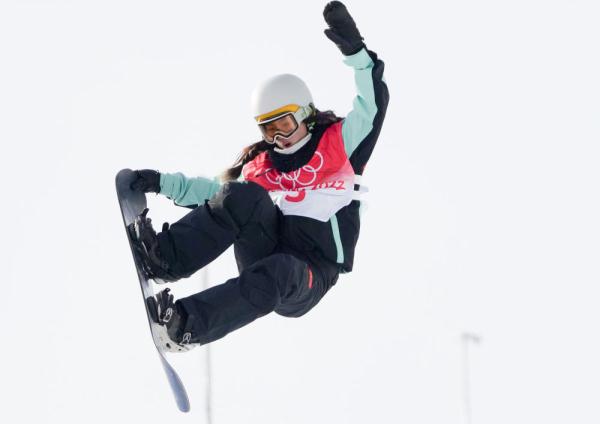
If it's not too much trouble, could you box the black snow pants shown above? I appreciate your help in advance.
[155,181,340,345]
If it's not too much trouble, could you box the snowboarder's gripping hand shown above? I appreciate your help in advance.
[323,1,365,56]
[130,169,161,193]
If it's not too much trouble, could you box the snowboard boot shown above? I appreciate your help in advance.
[128,208,178,284]
[146,288,196,353]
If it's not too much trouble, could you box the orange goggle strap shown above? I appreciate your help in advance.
[255,104,301,123]
[255,104,313,124]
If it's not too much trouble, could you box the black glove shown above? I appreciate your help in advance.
[130,169,161,193]
[323,1,365,56]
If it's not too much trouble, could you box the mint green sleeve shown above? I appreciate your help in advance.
[341,48,378,157]
[159,172,222,207]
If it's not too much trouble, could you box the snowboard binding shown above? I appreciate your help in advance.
[147,288,195,353]
[128,208,178,284]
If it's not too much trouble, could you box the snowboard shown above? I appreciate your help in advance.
[115,168,191,413]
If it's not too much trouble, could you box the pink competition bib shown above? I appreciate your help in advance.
[243,122,355,222]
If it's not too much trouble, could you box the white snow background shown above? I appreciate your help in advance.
[1,0,599,423]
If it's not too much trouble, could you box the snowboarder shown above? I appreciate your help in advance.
[128,1,389,352]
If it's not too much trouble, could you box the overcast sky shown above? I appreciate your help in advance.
[1,0,599,423]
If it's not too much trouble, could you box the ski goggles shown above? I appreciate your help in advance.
[256,105,312,144]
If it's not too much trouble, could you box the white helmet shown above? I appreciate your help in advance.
[250,74,315,143]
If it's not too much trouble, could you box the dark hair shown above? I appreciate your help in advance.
[305,107,342,130]
[220,108,342,182]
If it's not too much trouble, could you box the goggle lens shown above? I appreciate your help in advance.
[258,113,299,143]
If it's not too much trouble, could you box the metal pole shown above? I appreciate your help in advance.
[461,332,481,424]
[202,267,213,424]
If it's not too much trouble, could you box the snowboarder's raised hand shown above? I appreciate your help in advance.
[323,1,365,56]
[130,169,161,193]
